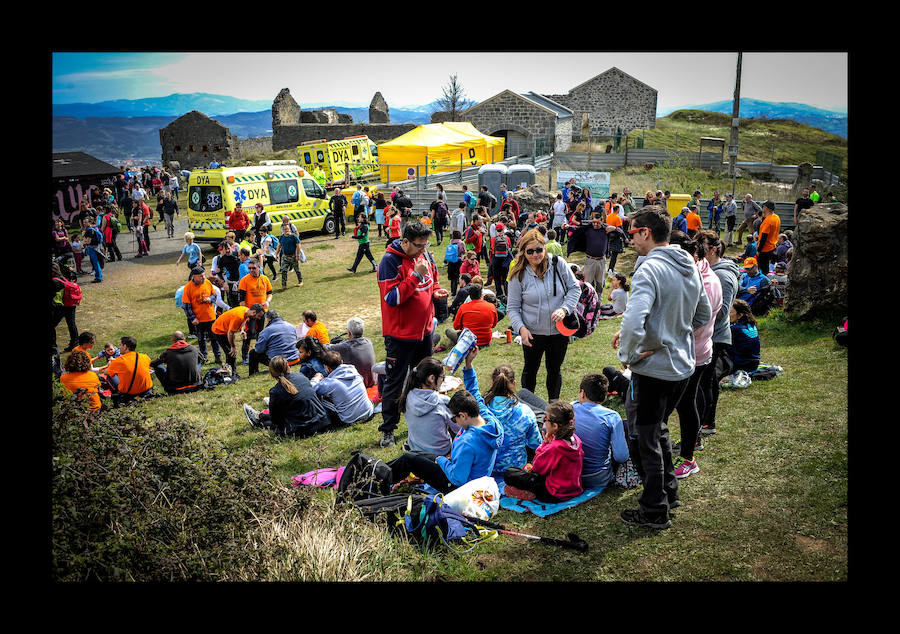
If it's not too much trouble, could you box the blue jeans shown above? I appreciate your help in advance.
[86,247,102,280]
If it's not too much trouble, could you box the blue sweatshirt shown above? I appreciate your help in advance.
[730,319,760,372]
[572,400,629,476]
[255,317,299,362]
[436,368,504,486]
[486,393,542,476]
[314,364,373,424]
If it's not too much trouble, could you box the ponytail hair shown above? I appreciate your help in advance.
[732,298,757,327]
[268,356,298,395]
[483,364,518,404]
[613,273,630,292]
[398,357,444,413]
[545,401,576,441]
[297,335,325,361]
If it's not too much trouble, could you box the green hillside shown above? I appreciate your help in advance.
[633,110,847,178]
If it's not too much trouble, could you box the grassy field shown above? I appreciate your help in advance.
[57,231,848,581]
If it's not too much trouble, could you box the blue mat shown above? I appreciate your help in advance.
[499,484,607,517]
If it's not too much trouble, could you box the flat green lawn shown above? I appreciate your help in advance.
[59,232,847,581]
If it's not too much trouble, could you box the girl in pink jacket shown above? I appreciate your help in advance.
[503,401,584,502]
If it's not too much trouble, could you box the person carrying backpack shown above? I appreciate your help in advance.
[429,194,449,245]
[444,230,465,295]
[490,219,512,299]
[52,262,81,352]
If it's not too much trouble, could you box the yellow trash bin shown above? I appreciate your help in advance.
[665,194,692,218]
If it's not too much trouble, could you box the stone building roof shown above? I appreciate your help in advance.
[567,67,657,95]
[465,89,561,118]
[520,92,574,119]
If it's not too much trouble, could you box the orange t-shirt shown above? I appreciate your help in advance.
[212,306,249,335]
[686,212,702,231]
[758,213,781,253]
[239,273,272,307]
[107,351,154,395]
[606,213,623,228]
[181,279,217,323]
[60,371,102,410]
[306,321,330,345]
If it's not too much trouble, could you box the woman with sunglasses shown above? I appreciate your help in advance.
[506,228,581,401]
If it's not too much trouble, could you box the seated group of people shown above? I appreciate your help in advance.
[384,346,629,504]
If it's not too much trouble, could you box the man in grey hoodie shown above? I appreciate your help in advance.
[613,207,712,530]
[697,230,740,436]
[313,351,374,425]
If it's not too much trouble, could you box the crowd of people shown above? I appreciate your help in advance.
[55,174,814,532]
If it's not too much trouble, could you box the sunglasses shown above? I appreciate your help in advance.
[525,247,544,255]
[628,226,648,235]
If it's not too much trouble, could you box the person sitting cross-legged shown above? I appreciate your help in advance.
[312,351,374,426]
[242,356,333,437]
[149,331,202,394]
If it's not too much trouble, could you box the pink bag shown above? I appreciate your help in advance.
[291,467,346,489]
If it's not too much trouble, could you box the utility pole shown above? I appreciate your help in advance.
[728,52,742,194]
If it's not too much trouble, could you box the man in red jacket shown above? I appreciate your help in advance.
[376,220,449,447]
[229,202,250,243]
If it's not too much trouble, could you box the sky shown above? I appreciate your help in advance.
[52,52,849,113]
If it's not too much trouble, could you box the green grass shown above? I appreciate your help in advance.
[59,234,847,581]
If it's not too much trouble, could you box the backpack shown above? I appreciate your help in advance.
[444,241,461,263]
[202,366,240,389]
[463,225,479,251]
[493,233,510,258]
[574,282,599,338]
[750,284,776,317]
[336,451,393,502]
[466,192,477,210]
[833,317,848,347]
[434,201,448,222]
[54,277,82,307]
[488,192,497,210]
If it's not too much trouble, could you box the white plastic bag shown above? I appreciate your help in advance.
[441,476,500,520]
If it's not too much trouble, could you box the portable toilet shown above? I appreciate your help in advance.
[507,164,536,190]
[478,163,508,213]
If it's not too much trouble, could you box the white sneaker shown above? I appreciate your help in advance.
[243,404,262,428]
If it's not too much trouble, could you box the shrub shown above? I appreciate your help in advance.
[51,398,293,581]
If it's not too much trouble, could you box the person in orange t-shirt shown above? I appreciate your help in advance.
[106,336,154,404]
[212,303,265,373]
[755,200,782,275]
[302,310,330,345]
[60,349,102,411]
[238,261,273,365]
[445,284,498,347]
[686,205,702,238]
[181,267,222,363]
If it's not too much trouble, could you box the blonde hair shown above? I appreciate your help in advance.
[184,232,195,242]
[268,356,298,395]
[509,229,548,281]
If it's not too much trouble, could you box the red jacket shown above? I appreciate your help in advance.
[532,435,584,500]
[377,239,443,341]
[229,208,249,231]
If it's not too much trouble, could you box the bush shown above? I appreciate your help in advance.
[51,398,296,581]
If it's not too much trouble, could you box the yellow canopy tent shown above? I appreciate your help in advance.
[378,123,505,183]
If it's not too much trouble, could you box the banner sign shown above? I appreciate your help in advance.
[557,170,610,197]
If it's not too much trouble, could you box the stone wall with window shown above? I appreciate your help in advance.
[159,111,240,169]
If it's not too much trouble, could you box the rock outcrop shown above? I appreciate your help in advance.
[369,92,390,123]
[272,88,301,127]
[784,202,848,320]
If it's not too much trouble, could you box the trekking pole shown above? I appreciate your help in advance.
[462,515,589,553]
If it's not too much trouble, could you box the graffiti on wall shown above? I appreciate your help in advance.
[52,176,117,223]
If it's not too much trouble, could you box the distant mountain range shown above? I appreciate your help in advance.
[657,99,846,138]
[52,93,845,164]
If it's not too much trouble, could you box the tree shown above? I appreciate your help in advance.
[435,74,475,121]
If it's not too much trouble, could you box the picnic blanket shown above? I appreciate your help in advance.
[499,483,607,517]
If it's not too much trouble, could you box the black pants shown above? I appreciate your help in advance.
[388,452,455,494]
[107,233,123,261]
[154,365,201,395]
[195,320,221,361]
[213,332,237,374]
[264,255,277,279]
[447,261,461,296]
[350,243,376,271]
[504,467,561,503]
[607,250,621,272]
[602,366,631,396]
[241,315,264,361]
[143,225,151,250]
[379,333,434,434]
[627,372,689,519]
[520,332,569,401]
[52,304,78,349]
[492,256,509,298]
[335,210,346,237]
[248,349,270,376]
[699,342,733,431]
[757,249,774,275]
[673,364,711,462]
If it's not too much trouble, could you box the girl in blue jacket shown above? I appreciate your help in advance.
[728,299,761,373]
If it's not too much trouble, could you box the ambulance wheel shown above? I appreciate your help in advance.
[323,215,336,235]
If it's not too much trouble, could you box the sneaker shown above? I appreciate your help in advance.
[243,404,262,428]
[91,279,103,283]
[503,485,536,501]
[296,282,303,287]
[187,333,197,339]
[620,508,671,530]
[379,431,396,448]
[700,425,717,436]
[346,268,356,273]
[241,357,249,365]
[674,458,699,479]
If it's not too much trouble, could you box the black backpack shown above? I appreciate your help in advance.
[337,451,393,502]
[493,232,510,258]
[750,284,776,317]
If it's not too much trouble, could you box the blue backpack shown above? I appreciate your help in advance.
[444,241,461,264]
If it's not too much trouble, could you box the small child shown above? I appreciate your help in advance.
[97,342,121,364]
[70,232,84,273]
[503,400,584,502]
[600,273,629,316]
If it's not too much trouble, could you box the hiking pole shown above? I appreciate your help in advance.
[463,516,589,554]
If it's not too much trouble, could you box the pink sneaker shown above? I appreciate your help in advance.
[674,457,699,479]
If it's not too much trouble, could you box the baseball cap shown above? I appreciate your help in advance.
[726,193,734,198]
[191,266,205,276]
[555,311,581,337]
[763,200,776,210]
[743,257,758,270]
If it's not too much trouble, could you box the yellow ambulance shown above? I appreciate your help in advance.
[186,162,354,244]
[296,135,379,185]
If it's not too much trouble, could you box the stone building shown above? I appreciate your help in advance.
[159,110,241,168]
[543,67,657,136]
[461,90,573,157]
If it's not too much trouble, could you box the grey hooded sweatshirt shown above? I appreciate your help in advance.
[313,364,373,424]
[617,245,712,381]
[405,388,460,458]
[710,258,741,345]
[507,254,581,337]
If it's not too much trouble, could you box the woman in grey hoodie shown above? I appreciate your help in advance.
[506,228,582,400]
[399,357,460,459]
